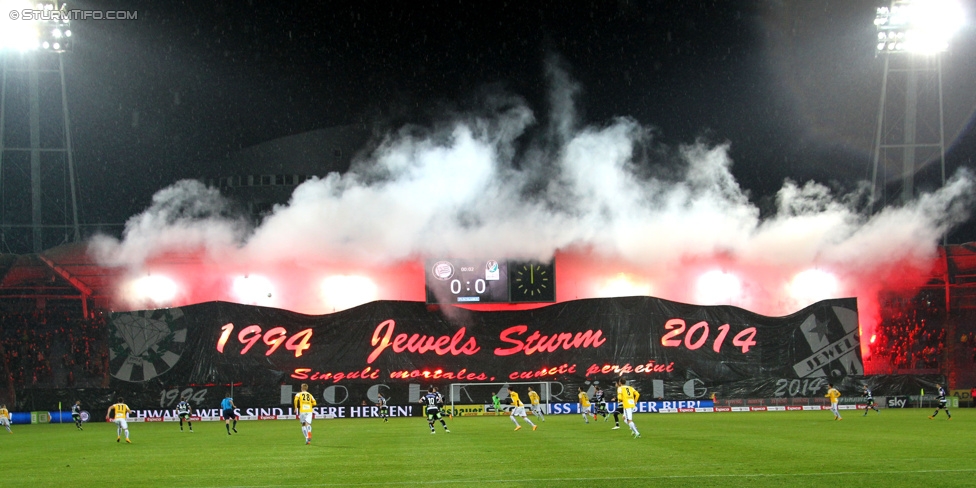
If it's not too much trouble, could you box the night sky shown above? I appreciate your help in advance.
[48,1,976,242]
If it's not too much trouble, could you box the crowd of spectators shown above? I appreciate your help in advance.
[871,292,946,372]
[0,300,109,395]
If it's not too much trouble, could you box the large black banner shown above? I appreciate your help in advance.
[83,297,864,412]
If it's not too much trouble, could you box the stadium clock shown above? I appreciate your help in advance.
[508,261,555,303]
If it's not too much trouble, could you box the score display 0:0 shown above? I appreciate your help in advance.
[450,278,487,294]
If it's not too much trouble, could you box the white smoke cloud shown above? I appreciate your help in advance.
[89,60,975,319]
[90,180,248,267]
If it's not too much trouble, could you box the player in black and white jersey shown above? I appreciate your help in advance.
[71,400,84,430]
[377,393,389,422]
[593,387,610,422]
[928,383,952,420]
[419,387,450,434]
[176,397,194,432]
[862,386,880,416]
[434,387,452,418]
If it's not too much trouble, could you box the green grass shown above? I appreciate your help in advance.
[1,409,973,487]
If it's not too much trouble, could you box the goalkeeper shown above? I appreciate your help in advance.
[492,393,503,415]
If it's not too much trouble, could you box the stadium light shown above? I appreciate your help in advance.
[232,275,276,306]
[320,275,378,312]
[0,0,72,52]
[787,269,839,306]
[694,270,741,306]
[875,0,966,54]
[127,275,179,305]
[594,273,653,298]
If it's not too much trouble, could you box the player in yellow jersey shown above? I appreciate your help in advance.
[825,383,842,420]
[577,387,595,424]
[0,404,11,433]
[527,386,545,422]
[616,379,641,438]
[105,397,131,443]
[294,383,317,445]
[504,387,537,431]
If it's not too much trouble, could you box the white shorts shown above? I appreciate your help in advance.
[530,404,543,413]
[298,412,313,425]
[114,418,129,430]
[0,417,9,426]
[622,407,634,422]
[511,406,526,417]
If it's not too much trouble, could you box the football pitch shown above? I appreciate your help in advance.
[1,408,972,487]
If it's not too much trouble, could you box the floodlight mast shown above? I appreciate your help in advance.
[870,0,964,226]
[0,0,80,253]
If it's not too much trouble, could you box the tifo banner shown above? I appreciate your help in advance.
[87,297,867,412]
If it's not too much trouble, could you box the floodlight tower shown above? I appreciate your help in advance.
[870,0,965,213]
[0,0,80,253]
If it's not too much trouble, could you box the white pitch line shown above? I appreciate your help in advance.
[214,468,976,488]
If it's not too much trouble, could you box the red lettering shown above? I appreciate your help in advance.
[495,325,606,356]
[584,361,675,376]
[570,330,606,349]
[449,329,466,355]
[495,325,527,356]
[217,323,234,353]
[238,325,262,354]
[292,367,378,383]
[405,334,424,352]
[433,335,451,353]
[392,333,408,351]
[507,364,577,380]
[553,333,573,352]
[368,320,481,363]
[389,368,488,381]
[368,320,395,364]
[523,331,542,355]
